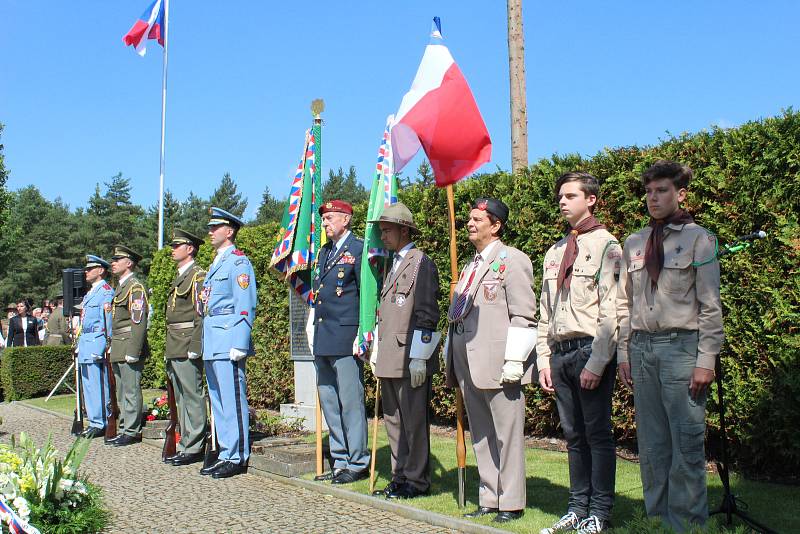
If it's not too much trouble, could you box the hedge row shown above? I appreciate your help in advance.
[1,346,74,400]
[143,110,799,475]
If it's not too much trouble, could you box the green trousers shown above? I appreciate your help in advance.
[630,329,708,533]
[166,357,208,454]
[112,360,144,437]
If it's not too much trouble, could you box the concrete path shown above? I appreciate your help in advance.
[0,403,459,534]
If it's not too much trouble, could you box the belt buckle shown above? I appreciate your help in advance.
[454,322,464,335]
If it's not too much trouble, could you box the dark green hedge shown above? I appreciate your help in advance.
[1,346,74,400]
[143,110,799,475]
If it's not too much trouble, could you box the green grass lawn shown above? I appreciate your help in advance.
[304,426,799,533]
[21,389,165,418]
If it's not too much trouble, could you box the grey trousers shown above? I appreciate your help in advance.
[452,331,527,511]
[112,360,144,437]
[630,330,708,532]
[166,357,208,454]
[315,355,370,472]
[381,376,432,491]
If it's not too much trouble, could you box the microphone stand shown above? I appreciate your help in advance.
[710,232,775,534]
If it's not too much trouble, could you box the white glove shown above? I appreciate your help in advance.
[125,355,139,364]
[500,360,524,383]
[91,353,103,361]
[353,337,364,359]
[369,339,379,374]
[229,348,247,362]
[305,308,315,352]
[409,359,427,388]
[188,351,201,360]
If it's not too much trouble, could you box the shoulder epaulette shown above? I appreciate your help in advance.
[232,249,245,256]
[103,283,112,290]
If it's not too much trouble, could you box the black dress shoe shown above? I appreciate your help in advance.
[331,469,369,485]
[493,510,524,523]
[464,506,499,518]
[164,452,183,464]
[171,452,204,466]
[314,469,341,481]
[387,482,429,500]
[200,460,226,476]
[372,480,402,497]
[211,461,248,479]
[81,427,105,439]
[113,434,142,447]
[104,434,122,445]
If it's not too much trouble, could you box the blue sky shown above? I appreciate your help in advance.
[2,1,798,219]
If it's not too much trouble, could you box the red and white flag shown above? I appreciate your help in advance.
[392,17,492,187]
[122,0,166,57]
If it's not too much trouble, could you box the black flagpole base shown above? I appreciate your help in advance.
[710,493,777,534]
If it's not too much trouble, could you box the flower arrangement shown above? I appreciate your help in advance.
[145,393,171,422]
[0,433,108,534]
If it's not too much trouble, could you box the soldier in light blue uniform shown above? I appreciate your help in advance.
[77,255,115,439]
[200,207,257,479]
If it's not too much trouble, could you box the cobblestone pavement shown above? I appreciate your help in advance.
[0,403,460,534]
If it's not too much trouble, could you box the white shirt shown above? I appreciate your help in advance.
[457,239,500,293]
[178,260,195,276]
[391,242,415,276]
[21,316,29,347]
[118,272,134,286]
[213,245,235,268]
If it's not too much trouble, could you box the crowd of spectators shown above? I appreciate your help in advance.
[0,296,70,349]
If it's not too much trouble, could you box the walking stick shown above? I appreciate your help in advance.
[69,313,85,436]
[368,378,381,494]
[315,389,323,476]
[446,185,467,508]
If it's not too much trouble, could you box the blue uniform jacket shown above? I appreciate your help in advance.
[202,246,257,359]
[77,280,114,363]
[312,233,363,356]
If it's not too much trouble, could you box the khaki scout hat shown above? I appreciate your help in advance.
[170,228,204,248]
[368,202,418,233]
[111,245,143,263]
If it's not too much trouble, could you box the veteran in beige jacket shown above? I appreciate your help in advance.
[370,203,441,500]
[444,198,537,524]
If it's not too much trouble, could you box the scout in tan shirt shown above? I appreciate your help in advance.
[616,160,723,532]
[537,172,620,534]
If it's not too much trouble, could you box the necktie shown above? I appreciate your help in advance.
[451,254,482,321]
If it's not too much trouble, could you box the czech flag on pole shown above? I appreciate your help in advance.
[391,17,491,187]
[122,0,165,56]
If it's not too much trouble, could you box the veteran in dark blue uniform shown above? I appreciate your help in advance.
[310,199,370,484]
[200,207,257,479]
[77,255,115,439]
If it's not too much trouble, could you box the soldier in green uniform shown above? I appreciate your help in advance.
[163,229,208,466]
[107,245,149,447]
[45,295,69,346]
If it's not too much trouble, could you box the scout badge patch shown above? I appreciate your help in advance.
[395,294,406,307]
[237,273,250,289]
[482,280,500,301]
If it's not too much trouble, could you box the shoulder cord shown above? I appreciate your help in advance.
[171,271,202,310]
[394,255,424,297]
[691,234,719,267]
[594,239,620,285]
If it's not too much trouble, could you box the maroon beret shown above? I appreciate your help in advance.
[318,199,353,216]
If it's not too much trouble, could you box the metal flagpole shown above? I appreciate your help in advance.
[157,0,170,249]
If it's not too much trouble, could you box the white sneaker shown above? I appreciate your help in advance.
[540,511,581,534]
[576,515,608,533]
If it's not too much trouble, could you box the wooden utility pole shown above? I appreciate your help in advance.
[507,0,528,173]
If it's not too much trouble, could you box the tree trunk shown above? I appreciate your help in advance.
[507,0,528,174]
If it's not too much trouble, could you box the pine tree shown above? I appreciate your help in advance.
[323,166,368,204]
[174,192,209,237]
[254,186,285,225]
[209,173,247,217]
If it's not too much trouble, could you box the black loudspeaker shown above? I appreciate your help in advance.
[62,268,87,317]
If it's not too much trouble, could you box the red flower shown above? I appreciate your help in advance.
[146,415,156,421]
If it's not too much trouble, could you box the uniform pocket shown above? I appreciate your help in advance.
[660,253,692,294]
[394,332,409,347]
[339,315,359,326]
[628,260,646,294]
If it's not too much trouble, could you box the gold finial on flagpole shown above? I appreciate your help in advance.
[311,99,325,120]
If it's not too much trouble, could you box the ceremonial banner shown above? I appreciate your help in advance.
[270,127,323,305]
[122,0,166,56]
[391,17,491,186]
[356,117,399,357]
